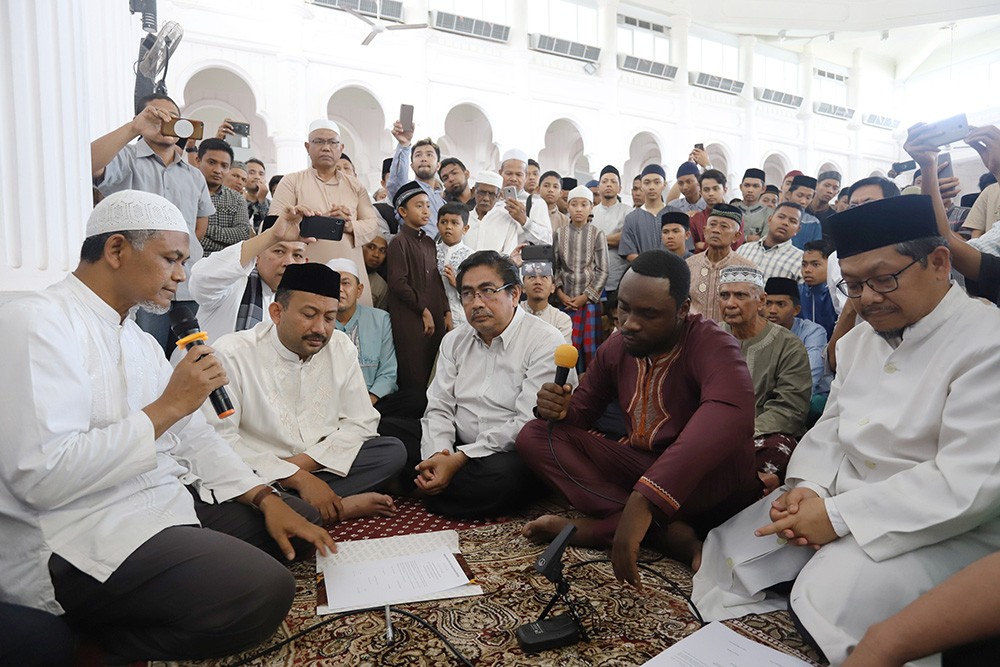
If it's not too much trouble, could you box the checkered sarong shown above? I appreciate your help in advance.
[567,301,602,371]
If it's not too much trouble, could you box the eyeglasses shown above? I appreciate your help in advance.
[309,139,342,147]
[835,257,922,298]
[474,189,499,199]
[459,283,513,304]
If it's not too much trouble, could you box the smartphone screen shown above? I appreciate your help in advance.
[937,152,954,180]
[399,104,414,132]
[694,143,705,150]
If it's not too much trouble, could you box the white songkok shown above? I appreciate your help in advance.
[475,171,503,189]
[500,148,529,166]
[567,185,593,202]
[85,190,189,238]
[326,257,360,279]
[719,266,765,289]
[308,119,341,136]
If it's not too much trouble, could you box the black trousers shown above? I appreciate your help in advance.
[0,602,74,666]
[48,491,320,663]
[423,451,542,519]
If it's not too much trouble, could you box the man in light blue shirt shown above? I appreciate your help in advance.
[385,119,445,236]
[764,277,831,407]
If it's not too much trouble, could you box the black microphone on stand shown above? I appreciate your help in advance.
[169,306,235,419]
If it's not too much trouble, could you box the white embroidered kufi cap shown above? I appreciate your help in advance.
[567,185,593,202]
[326,257,360,279]
[308,119,341,135]
[500,148,529,165]
[719,266,765,289]
[86,190,189,237]
[475,170,503,189]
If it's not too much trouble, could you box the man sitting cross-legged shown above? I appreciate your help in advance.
[516,250,762,587]
[206,262,406,523]
[692,195,1000,666]
[415,251,570,518]
[0,191,334,664]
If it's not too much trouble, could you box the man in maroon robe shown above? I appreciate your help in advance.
[516,249,762,586]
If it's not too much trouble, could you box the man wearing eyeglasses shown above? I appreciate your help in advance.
[693,195,1000,666]
[268,119,382,306]
[414,251,572,518]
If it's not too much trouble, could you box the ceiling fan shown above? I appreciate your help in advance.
[343,6,428,45]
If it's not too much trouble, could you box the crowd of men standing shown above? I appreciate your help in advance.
[3,90,1000,666]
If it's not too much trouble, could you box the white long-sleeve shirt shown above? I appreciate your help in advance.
[465,192,552,255]
[206,321,380,482]
[0,275,263,613]
[420,307,573,460]
[787,284,1000,561]
[187,241,274,346]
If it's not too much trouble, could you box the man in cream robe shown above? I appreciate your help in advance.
[207,262,406,522]
[692,196,1000,667]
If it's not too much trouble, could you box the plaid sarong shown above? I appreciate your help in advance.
[567,300,602,371]
[235,269,264,332]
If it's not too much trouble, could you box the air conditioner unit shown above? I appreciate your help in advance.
[617,14,669,34]
[617,53,677,81]
[528,33,601,63]
[430,11,510,43]
[753,87,803,109]
[813,101,856,120]
[688,71,745,95]
[312,0,402,23]
[861,113,900,130]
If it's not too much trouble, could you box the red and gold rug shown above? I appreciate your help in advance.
[148,500,826,667]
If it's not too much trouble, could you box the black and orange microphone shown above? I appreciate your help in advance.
[169,306,235,419]
[553,344,579,387]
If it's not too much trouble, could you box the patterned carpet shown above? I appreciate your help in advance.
[147,499,826,667]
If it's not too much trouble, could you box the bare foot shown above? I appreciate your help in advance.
[341,493,397,520]
[522,515,607,547]
[522,514,572,542]
[654,521,703,570]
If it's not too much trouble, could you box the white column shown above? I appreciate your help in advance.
[1,0,94,293]
[847,47,864,129]
[738,35,756,103]
[84,0,136,138]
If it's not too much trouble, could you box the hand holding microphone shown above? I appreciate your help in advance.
[168,307,235,419]
[536,344,578,421]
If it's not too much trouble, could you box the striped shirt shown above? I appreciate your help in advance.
[736,239,803,283]
[553,223,609,303]
[686,250,758,322]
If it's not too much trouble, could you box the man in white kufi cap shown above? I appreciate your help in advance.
[465,151,553,254]
[267,118,381,306]
[0,190,335,662]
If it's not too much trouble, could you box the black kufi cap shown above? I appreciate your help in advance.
[828,195,939,259]
[743,168,766,182]
[764,277,800,302]
[791,175,818,190]
[560,177,578,190]
[276,262,340,299]
[393,180,425,209]
[600,164,620,179]
[660,210,690,230]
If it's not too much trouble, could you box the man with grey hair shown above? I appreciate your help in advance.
[0,190,334,663]
[694,195,1000,666]
[717,265,811,485]
[269,119,381,306]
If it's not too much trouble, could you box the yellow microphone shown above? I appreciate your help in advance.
[553,344,579,386]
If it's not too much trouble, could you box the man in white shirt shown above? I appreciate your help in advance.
[415,251,571,518]
[465,150,552,254]
[186,211,309,352]
[0,191,334,663]
[692,196,1000,666]
[207,262,406,524]
[590,164,633,299]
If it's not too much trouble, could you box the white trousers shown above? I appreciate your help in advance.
[692,488,999,666]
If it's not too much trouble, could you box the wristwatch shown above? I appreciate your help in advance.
[250,486,280,511]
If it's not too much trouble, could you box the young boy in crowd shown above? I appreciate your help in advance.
[386,181,451,397]
[661,210,692,258]
[520,260,573,344]
[436,202,474,327]
[553,185,609,370]
[363,234,390,310]
[799,239,837,339]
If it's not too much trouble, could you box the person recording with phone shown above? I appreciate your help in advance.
[268,119,382,306]
[90,93,215,356]
[386,108,446,233]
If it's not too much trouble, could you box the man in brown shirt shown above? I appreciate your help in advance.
[268,119,381,306]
